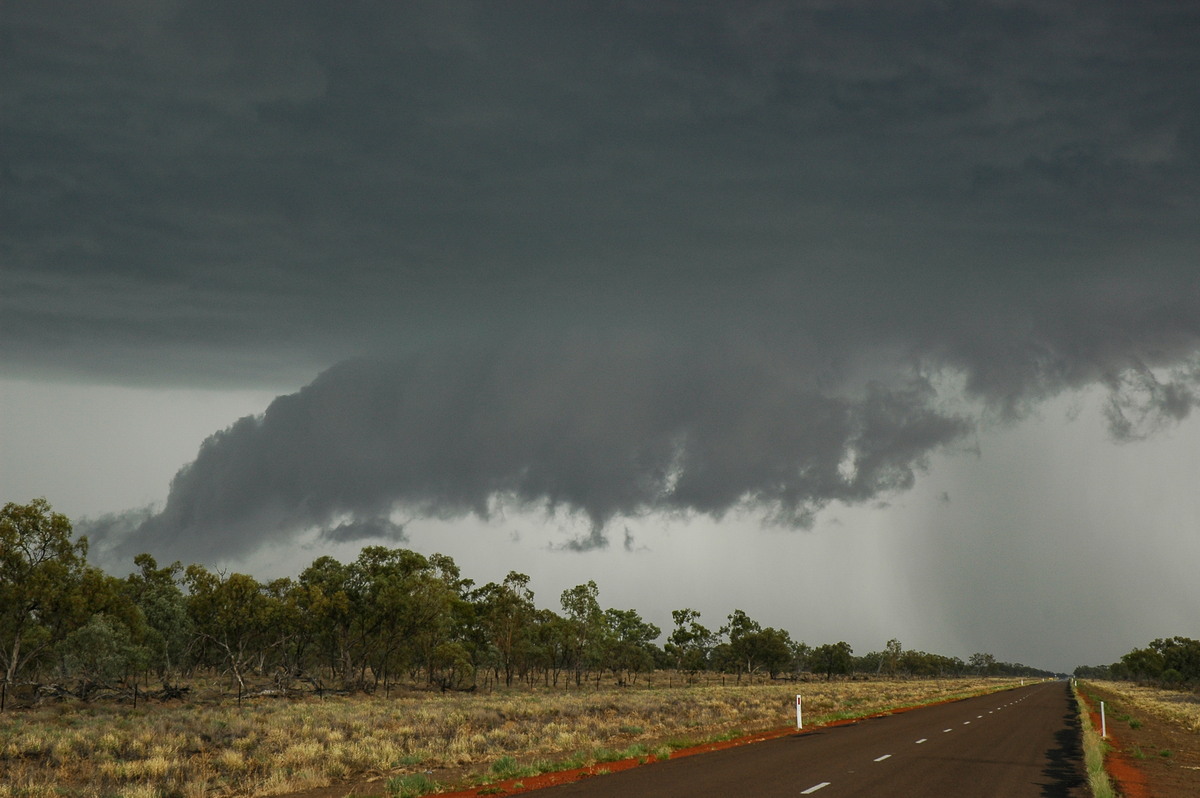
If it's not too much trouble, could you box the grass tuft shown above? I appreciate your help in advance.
[1073,682,1117,798]
[387,772,440,798]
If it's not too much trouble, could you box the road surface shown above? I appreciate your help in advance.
[528,682,1087,797]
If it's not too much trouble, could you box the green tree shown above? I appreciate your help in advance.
[125,554,191,678]
[719,609,796,681]
[603,608,661,684]
[560,581,606,686]
[350,547,463,689]
[969,651,997,675]
[184,565,278,704]
[474,571,537,687]
[0,499,89,708]
[751,627,796,678]
[883,638,903,676]
[295,555,356,684]
[811,641,854,680]
[666,608,715,674]
[58,613,149,699]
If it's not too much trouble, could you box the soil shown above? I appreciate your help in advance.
[1079,684,1200,798]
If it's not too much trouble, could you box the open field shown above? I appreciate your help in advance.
[0,676,1025,797]
[1084,681,1200,733]
[1078,681,1200,798]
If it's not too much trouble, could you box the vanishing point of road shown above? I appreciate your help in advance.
[527,682,1087,797]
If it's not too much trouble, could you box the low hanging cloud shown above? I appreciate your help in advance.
[89,332,972,563]
[82,266,1200,567]
[43,1,1200,568]
[1102,362,1200,442]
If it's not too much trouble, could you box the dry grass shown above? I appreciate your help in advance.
[0,676,1023,797]
[1085,681,1200,733]
[1073,682,1117,798]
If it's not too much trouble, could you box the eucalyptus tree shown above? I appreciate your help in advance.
[295,555,357,684]
[968,651,997,676]
[603,608,661,685]
[125,554,191,678]
[350,547,466,689]
[474,571,537,687]
[58,613,149,699]
[0,499,89,709]
[810,641,854,680]
[666,608,715,674]
[717,610,795,681]
[560,581,606,686]
[183,565,278,704]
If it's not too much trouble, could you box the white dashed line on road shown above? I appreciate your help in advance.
[915,738,927,744]
[801,782,831,794]
[874,754,892,762]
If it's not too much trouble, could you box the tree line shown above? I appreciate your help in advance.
[1074,636,1200,686]
[2,499,1052,709]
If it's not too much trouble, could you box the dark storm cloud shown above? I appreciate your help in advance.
[320,518,408,545]
[9,2,1200,557]
[5,1,1199,384]
[89,334,970,561]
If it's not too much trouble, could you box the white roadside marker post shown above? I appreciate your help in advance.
[796,694,803,729]
[1101,701,1107,738]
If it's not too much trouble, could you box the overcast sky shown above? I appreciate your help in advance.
[4,1,1199,673]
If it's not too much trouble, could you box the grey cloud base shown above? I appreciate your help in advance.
[90,336,970,562]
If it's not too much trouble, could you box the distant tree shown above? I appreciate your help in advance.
[603,608,660,684]
[58,613,149,699]
[1119,637,1200,684]
[0,499,89,709]
[295,555,357,684]
[720,609,762,682]
[718,610,796,681]
[1120,645,1165,681]
[789,640,812,675]
[1072,664,1111,680]
[666,608,715,673]
[969,651,997,675]
[884,638,903,676]
[531,608,573,687]
[751,627,796,678]
[811,641,854,680]
[474,571,536,687]
[125,554,191,678]
[184,565,277,705]
[560,581,605,686]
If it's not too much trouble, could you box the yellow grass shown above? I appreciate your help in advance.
[0,676,1024,797]
[1085,680,1200,733]
[1072,682,1117,798]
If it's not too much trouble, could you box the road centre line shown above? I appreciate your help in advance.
[800,782,831,794]
[943,728,953,733]
[874,754,892,762]
[915,738,927,744]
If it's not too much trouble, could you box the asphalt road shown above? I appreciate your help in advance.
[529,682,1088,797]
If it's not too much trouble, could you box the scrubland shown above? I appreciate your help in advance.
[0,676,1024,797]
[1084,680,1200,733]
